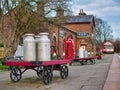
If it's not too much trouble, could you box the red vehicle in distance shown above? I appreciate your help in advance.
[101,40,114,54]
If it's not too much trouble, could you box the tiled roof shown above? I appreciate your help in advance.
[65,15,94,23]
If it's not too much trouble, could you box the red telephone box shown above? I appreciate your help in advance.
[64,39,75,59]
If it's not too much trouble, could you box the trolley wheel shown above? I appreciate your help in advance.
[43,66,53,85]
[91,59,96,64]
[60,65,69,79]
[87,60,96,65]
[37,66,43,78]
[80,61,84,65]
[10,66,22,82]
[82,60,87,65]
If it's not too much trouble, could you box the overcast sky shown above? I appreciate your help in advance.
[71,0,120,40]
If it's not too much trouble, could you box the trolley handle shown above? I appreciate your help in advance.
[3,56,14,61]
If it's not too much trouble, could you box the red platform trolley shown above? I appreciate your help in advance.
[2,57,71,85]
[64,38,96,65]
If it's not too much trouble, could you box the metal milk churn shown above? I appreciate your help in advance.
[35,35,40,61]
[84,50,88,58]
[38,33,51,61]
[79,47,84,58]
[23,34,36,61]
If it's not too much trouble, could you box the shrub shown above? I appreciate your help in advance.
[0,43,4,47]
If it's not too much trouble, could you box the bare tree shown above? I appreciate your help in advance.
[1,0,72,56]
[95,18,113,46]
[0,0,3,42]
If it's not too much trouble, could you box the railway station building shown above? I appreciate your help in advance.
[49,9,96,58]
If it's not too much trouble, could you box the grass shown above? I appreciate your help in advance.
[0,60,9,71]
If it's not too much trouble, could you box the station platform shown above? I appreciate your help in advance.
[103,54,120,90]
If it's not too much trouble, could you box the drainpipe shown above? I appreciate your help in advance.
[58,26,60,56]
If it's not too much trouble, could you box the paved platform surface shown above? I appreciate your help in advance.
[103,54,120,90]
[0,54,116,90]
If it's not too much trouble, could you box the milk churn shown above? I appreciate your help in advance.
[79,47,84,58]
[38,33,51,61]
[23,34,36,61]
[84,50,88,58]
[35,35,40,61]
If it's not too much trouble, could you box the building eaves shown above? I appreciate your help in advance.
[62,26,77,34]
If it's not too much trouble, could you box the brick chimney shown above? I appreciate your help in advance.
[79,9,86,15]
[37,1,44,15]
[56,6,64,18]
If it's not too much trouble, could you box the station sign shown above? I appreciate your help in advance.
[77,32,90,38]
